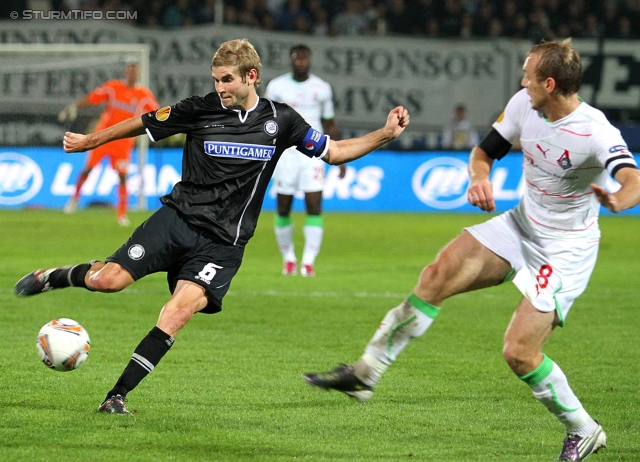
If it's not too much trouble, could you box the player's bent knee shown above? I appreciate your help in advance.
[158,299,204,335]
[88,275,127,292]
[166,292,208,318]
[167,306,194,326]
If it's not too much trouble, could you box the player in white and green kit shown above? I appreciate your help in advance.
[304,39,640,461]
[264,44,344,277]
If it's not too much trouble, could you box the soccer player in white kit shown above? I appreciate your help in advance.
[264,44,345,277]
[304,39,640,461]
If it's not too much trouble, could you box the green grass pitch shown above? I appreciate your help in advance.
[1,209,638,461]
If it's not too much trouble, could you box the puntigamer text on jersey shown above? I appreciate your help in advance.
[203,142,276,161]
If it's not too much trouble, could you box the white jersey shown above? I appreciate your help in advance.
[264,73,335,133]
[494,88,636,240]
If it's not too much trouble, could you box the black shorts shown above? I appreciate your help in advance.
[106,205,245,314]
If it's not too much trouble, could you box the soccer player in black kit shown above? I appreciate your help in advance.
[14,39,410,414]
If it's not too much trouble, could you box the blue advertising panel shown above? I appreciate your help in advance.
[0,147,182,211]
[1,147,638,215]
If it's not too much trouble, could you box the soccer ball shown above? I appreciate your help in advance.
[36,318,91,372]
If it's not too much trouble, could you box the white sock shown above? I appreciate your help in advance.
[355,353,389,387]
[275,223,295,263]
[354,295,440,386]
[521,355,599,436]
[364,302,434,365]
[302,225,323,266]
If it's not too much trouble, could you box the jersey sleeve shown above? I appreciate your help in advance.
[296,127,330,159]
[141,97,195,142]
[492,88,528,144]
[86,81,115,105]
[590,126,637,177]
[283,105,329,158]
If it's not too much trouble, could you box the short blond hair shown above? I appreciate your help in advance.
[212,38,262,87]
[528,39,582,97]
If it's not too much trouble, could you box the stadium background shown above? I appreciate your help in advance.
[1,1,639,214]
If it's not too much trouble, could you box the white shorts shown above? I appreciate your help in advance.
[465,209,599,325]
[273,147,326,195]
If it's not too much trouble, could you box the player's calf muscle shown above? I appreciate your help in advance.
[87,264,133,292]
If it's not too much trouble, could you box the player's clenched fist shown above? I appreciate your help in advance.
[63,132,90,153]
[384,106,410,139]
[467,179,496,212]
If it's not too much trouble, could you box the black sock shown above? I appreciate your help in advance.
[106,327,174,401]
[48,263,93,289]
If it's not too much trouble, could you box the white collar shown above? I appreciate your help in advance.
[221,97,260,123]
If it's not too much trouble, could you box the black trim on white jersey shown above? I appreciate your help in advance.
[611,162,638,177]
[606,154,637,177]
[605,154,635,168]
[478,127,512,160]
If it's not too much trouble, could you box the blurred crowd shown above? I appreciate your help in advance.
[2,0,640,40]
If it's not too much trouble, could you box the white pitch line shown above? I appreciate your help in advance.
[224,290,409,299]
[74,287,409,299]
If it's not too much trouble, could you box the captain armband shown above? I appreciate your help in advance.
[297,127,329,158]
[478,128,512,160]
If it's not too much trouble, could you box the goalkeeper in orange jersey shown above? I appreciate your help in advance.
[60,57,159,226]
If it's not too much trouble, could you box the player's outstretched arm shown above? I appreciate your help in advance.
[467,146,496,212]
[592,167,640,213]
[63,116,147,153]
[57,96,93,123]
[323,106,409,165]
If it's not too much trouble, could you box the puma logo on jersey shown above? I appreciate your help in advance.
[536,144,550,158]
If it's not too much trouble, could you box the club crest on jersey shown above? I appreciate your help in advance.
[156,106,171,121]
[263,120,278,136]
[557,149,572,170]
[204,141,275,161]
[128,244,145,260]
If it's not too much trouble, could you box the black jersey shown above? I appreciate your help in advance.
[142,93,329,246]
